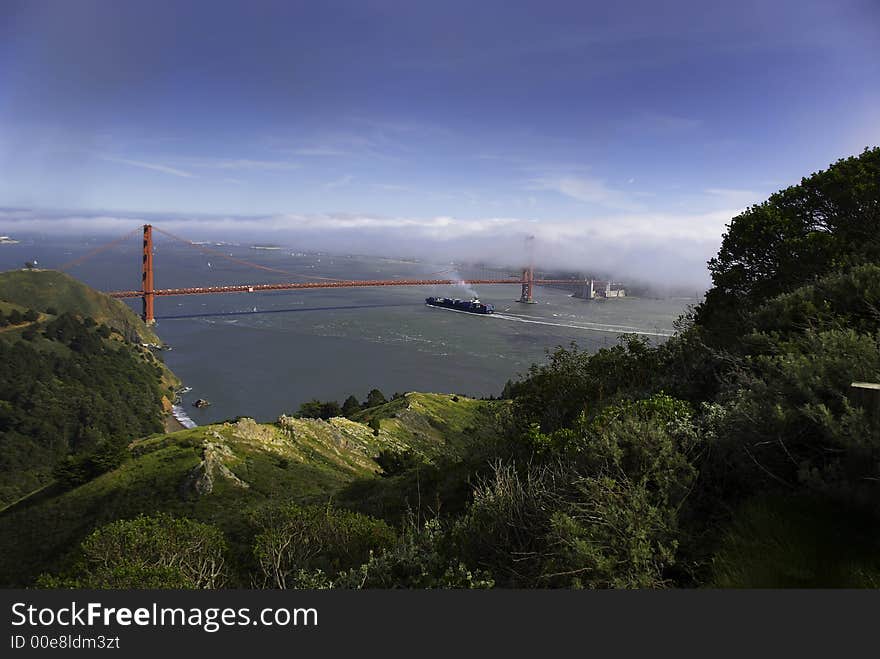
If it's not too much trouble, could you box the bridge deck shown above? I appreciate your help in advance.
[108,278,583,298]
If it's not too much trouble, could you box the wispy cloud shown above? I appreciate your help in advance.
[100,156,195,178]
[323,175,354,190]
[369,183,410,192]
[269,129,408,162]
[528,175,642,211]
[704,187,760,207]
[615,112,704,136]
[187,158,300,171]
[291,147,350,157]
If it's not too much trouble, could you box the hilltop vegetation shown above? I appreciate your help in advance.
[0,273,175,508]
[1,147,879,589]
[0,269,160,344]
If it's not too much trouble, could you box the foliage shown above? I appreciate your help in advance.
[252,503,396,588]
[0,313,166,505]
[365,388,388,408]
[704,328,880,510]
[541,396,698,588]
[698,146,880,338]
[297,398,342,419]
[510,336,663,433]
[375,448,425,477]
[340,517,494,589]
[455,395,698,588]
[0,269,159,344]
[39,514,228,589]
[341,395,361,417]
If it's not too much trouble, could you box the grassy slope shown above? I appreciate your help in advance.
[0,269,160,344]
[0,394,499,586]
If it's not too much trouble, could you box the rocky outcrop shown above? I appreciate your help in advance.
[180,432,249,499]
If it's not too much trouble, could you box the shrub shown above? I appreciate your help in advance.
[39,514,228,589]
[252,504,396,588]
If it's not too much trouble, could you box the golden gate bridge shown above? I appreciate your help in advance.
[62,224,589,325]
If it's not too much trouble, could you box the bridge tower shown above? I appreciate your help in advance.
[518,267,535,304]
[518,234,537,304]
[142,224,155,325]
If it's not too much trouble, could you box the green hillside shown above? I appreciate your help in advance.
[0,270,179,508]
[0,269,159,344]
[351,392,501,460]
[0,394,500,586]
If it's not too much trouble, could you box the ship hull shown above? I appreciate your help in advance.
[425,296,495,314]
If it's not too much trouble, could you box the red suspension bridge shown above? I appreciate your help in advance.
[64,225,590,324]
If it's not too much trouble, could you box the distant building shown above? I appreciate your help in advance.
[578,280,626,299]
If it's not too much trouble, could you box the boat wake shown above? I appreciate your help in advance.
[491,313,674,337]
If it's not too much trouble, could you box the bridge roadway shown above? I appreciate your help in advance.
[107,278,583,298]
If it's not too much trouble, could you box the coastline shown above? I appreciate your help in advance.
[171,403,198,429]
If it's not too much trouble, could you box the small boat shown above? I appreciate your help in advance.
[193,398,211,408]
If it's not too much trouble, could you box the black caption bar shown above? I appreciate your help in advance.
[2,589,877,656]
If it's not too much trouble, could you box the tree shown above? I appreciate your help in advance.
[297,399,324,418]
[698,147,880,336]
[341,395,361,417]
[320,400,342,419]
[375,448,423,477]
[297,399,341,419]
[364,389,387,408]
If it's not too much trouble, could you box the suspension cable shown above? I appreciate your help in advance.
[58,226,143,270]
[151,226,345,282]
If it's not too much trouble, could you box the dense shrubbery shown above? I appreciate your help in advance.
[0,312,166,504]
[39,514,228,589]
[251,503,396,588]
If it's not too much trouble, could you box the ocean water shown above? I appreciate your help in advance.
[0,234,695,424]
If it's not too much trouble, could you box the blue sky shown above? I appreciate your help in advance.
[0,0,878,283]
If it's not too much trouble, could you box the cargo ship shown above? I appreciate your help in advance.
[425,296,495,314]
